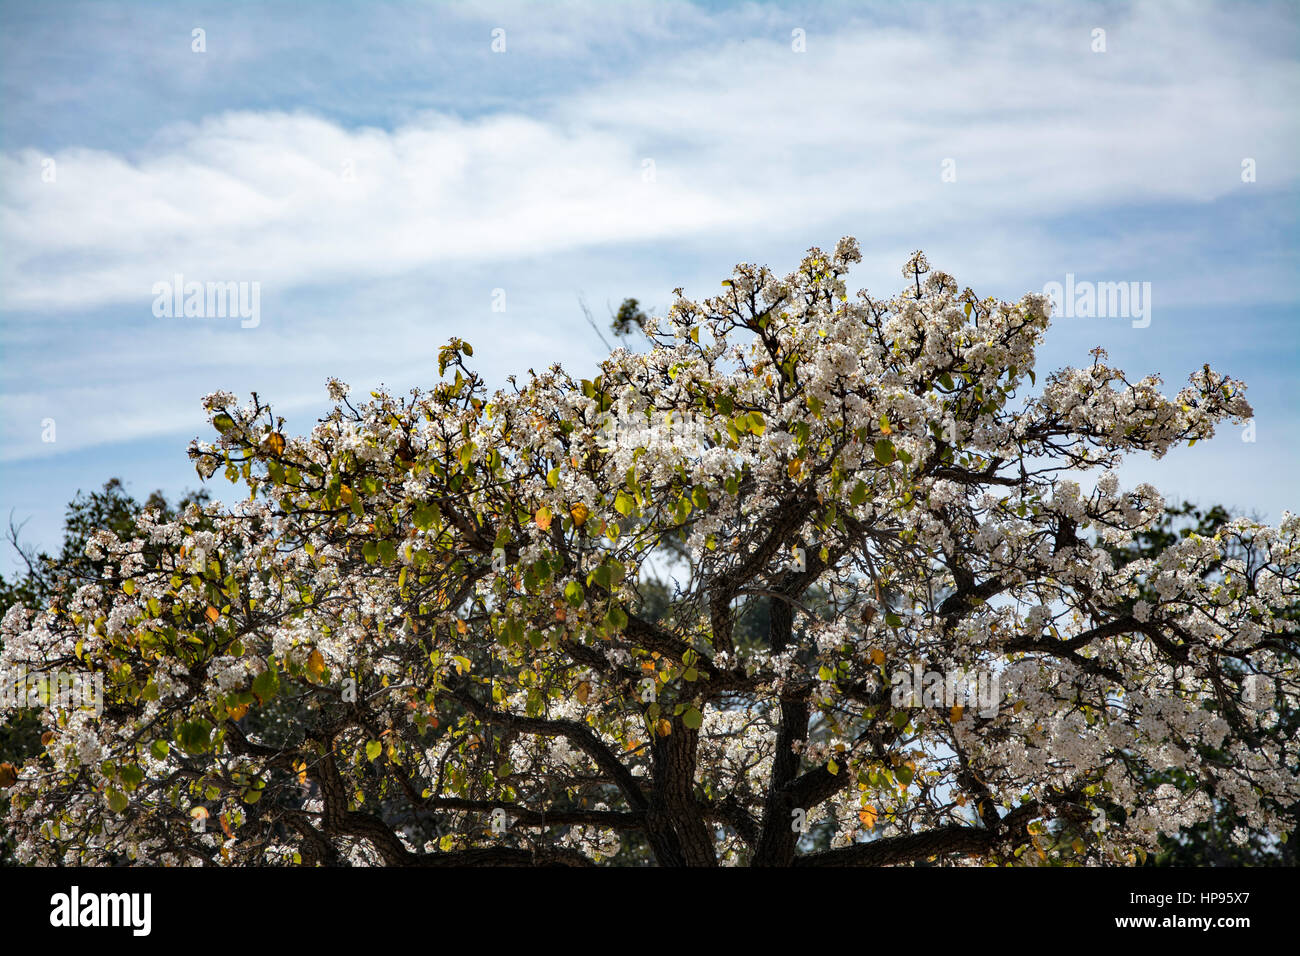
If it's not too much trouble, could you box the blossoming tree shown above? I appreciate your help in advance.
[3,239,1296,866]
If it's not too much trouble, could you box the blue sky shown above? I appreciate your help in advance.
[1,0,1297,575]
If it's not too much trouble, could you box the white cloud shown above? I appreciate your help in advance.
[1,0,1297,479]
[3,3,1295,314]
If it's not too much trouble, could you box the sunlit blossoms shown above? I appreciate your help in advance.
[2,239,1295,867]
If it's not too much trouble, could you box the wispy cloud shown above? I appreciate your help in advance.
[4,2,1296,315]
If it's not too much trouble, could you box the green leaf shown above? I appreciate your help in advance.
[874,439,895,465]
[366,740,382,762]
[178,719,213,755]
[107,789,129,813]
[682,706,703,730]
[413,503,439,530]
[850,480,868,506]
[564,580,585,607]
[589,563,612,590]
[120,764,144,790]
[252,665,279,703]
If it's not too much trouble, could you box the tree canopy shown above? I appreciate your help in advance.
[2,239,1295,866]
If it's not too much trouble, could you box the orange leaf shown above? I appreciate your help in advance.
[266,432,286,456]
[205,606,220,624]
[569,503,590,527]
[869,647,885,666]
[950,705,964,722]
[306,649,326,681]
[858,806,878,829]
[535,507,553,531]
[455,619,468,635]
[0,763,17,789]
[575,681,591,704]
[227,703,249,721]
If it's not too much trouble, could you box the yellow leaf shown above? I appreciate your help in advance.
[950,705,964,722]
[656,719,672,737]
[570,503,590,527]
[205,606,220,624]
[456,619,468,635]
[787,458,803,479]
[338,485,354,505]
[191,806,209,821]
[869,648,885,666]
[227,702,249,721]
[575,681,591,704]
[858,806,878,829]
[307,649,326,681]
[0,763,17,789]
[266,432,286,456]
[535,507,553,531]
